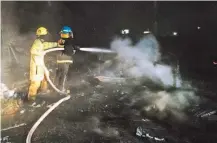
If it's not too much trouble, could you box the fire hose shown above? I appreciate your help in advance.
[26,48,70,143]
[26,47,115,143]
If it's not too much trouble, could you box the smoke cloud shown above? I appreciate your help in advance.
[1,2,35,86]
[98,34,199,120]
[107,35,181,87]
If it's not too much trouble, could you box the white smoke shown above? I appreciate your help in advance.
[88,116,120,138]
[1,2,34,86]
[98,34,199,120]
[0,83,16,99]
[101,34,182,88]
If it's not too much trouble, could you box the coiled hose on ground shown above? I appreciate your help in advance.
[26,48,70,143]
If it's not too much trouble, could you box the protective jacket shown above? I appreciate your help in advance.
[29,38,58,81]
[55,38,76,91]
[57,38,76,63]
[28,38,58,101]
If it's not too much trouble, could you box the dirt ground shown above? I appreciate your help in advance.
[1,76,217,143]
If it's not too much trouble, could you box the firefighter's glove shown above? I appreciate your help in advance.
[72,46,80,55]
[58,39,64,45]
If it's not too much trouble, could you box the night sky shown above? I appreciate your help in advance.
[12,1,217,36]
[61,1,217,36]
[3,1,217,46]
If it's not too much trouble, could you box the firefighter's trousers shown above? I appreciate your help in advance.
[55,63,72,91]
[28,76,48,101]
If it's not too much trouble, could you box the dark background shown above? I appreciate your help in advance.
[2,1,217,81]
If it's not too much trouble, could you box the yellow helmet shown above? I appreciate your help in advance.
[36,27,48,36]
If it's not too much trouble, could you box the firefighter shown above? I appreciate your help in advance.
[27,27,58,101]
[55,26,77,92]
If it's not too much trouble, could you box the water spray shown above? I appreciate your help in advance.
[79,47,116,54]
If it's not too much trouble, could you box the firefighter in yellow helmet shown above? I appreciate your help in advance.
[27,27,58,101]
[55,26,77,92]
